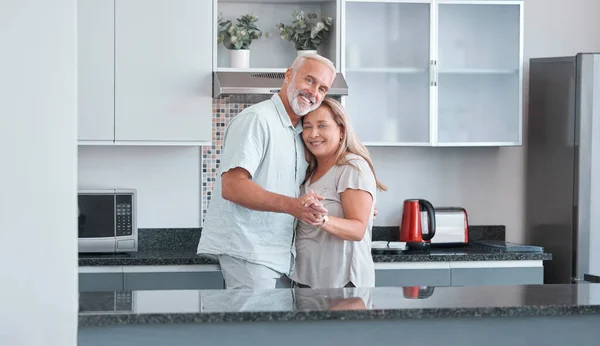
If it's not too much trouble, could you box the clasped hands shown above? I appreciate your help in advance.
[294,189,378,227]
[297,189,328,227]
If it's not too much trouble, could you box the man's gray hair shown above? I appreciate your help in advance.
[290,54,336,77]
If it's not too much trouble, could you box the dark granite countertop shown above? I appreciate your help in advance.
[78,245,551,266]
[78,226,551,266]
[585,273,600,283]
[78,250,218,266]
[78,283,600,327]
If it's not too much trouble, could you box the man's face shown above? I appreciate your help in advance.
[285,59,335,116]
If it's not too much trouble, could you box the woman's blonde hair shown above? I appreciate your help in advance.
[303,97,387,191]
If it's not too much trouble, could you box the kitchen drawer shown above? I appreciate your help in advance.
[122,265,225,290]
[451,267,543,286]
[375,263,452,287]
[79,273,124,292]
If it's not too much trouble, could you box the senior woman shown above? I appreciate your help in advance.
[290,98,387,289]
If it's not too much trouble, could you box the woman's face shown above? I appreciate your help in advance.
[302,106,343,160]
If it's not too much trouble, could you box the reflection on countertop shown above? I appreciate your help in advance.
[78,283,600,327]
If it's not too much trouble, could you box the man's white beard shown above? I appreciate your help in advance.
[287,81,319,116]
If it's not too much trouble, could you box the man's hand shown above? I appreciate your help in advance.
[328,297,367,311]
[221,168,329,225]
[303,189,327,213]
[290,192,327,226]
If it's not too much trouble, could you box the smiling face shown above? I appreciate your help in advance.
[285,58,335,116]
[302,105,344,160]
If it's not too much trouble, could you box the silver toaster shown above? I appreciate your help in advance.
[430,207,469,247]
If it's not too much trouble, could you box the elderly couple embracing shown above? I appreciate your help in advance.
[197,54,386,290]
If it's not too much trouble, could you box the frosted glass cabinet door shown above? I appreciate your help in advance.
[114,0,212,143]
[436,2,522,145]
[344,1,431,145]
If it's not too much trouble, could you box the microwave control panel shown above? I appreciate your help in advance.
[116,194,133,236]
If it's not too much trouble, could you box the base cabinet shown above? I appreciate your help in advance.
[79,273,124,292]
[79,261,544,292]
[374,261,544,287]
[124,272,225,290]
[375,265,451,287]
[450,267,543,286]
[79,265,225,292]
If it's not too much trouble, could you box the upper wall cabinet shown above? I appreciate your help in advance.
[78,0,115,142]
[342,0,523,147]
[343,0,432,146]
[215,0,341,71]
[77,0,213,146]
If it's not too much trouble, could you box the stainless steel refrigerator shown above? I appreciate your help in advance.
[526,53,600,284]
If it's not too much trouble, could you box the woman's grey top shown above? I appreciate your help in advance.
[290,154,377,288]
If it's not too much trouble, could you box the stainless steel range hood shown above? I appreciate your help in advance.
[213,71,349,97]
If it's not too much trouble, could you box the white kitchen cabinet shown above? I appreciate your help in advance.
[449,261,543,286]
[341,0,523,147]
[436,1,522,145]
[77,0,212,146]
[77,0,115,143]
[79,267,124,292]
[123,265,225,290]
[78,265,225,291]
[343,0,432,146]
[374,260,544,287]
[375,263,452,287]
[114,0,212,144]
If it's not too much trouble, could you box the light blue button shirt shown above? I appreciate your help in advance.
[197,94,308,275]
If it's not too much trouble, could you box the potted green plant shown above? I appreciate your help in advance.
[217,13,269,68]
[276,11,333,56]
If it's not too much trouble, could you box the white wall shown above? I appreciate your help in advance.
[78,0,600,242]
[78,146,202,228]
[0,1,78,345]
[370,146,518,229]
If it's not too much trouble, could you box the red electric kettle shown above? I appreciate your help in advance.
[403,286,435,299]
[399,199,436,249]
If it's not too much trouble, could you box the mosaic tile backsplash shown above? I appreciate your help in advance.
[202,95,272,221]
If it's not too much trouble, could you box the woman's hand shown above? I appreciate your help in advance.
[318,189,373,241]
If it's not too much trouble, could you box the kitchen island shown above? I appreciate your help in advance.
[78,283,600,346]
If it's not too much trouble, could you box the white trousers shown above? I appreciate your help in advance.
[218,255,292,289]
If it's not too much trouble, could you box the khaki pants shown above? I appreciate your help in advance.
[219,255,292,289]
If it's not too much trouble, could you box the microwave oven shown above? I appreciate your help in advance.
[78,189,138,253]
[79,291,133,314]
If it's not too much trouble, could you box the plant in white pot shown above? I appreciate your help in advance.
[217,13,269,68]
[276,11,333,56]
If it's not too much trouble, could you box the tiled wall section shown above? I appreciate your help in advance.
[202,95,271,220]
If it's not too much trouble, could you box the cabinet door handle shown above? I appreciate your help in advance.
[430,60,438,87]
